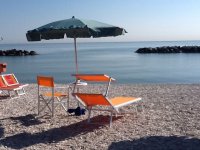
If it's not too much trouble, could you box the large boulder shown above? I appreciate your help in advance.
[29,51,38,55]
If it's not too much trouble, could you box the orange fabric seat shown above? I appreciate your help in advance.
[3,74,18,85]
[110,97,139,107]
[0,77,6,87]
[44,92,68,97]
[72,74,115,82]
[74,93,141,109]
[73,93,110,106]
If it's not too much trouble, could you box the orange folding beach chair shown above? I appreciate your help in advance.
[37,76,70,117]
[0,74,28,99]
[72,74,142,127]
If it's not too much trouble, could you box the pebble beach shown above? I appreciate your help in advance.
[0,84,200,149]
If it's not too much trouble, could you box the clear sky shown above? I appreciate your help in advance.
[0,0,200,43]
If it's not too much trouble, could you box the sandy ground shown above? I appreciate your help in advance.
[0,84,200,150]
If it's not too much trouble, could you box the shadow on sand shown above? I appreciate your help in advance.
[108,136,200,150]
[0,114,42,139]
[0,95,10,100]
[9,114,43,127]
[0,123,4,138]
[0,115,121,149]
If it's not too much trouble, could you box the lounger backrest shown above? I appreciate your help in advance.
[0,75,7,87]
[2,74,19,86]
[73,93,111,107]
[37,76,54,87]
[74,93,142,114]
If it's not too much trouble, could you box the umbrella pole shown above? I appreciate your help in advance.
[74,37,80,107]
[74,37,78,74]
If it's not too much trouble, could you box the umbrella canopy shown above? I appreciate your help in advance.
[26,16,127,73]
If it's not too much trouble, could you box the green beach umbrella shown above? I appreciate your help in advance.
[26,16,127,73]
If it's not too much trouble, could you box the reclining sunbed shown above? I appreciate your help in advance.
[72,74,142,127]
[0,73,28,99]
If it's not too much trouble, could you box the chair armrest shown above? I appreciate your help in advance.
[55,86,66,89]
[54,85,73,94]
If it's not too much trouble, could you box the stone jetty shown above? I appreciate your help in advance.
[0,49,38,56]
[136,46,200,53]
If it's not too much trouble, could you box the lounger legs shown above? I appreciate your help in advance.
[38,95,54,117]
[38,95,69,117]
[55,97,68,112]
[7,90,20,99]
[109,110,113,127]
[87,106,92,123]
[86,107,114,127]
[38,95,40,116]
[52,97,54,117]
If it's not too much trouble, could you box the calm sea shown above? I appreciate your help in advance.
[0,41,200,83]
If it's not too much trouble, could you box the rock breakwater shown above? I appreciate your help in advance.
[136,46,200,53]
[0,49,38,56]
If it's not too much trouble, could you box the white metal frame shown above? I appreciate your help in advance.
[38,84,70,117]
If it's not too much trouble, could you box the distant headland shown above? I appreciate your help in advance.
[0,49,38,56]
[136,46,200,53]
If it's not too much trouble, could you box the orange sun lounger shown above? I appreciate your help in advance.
[2,73,28,87]
[72,74,142,127]
[73,93,142,127]
[0,74,28,99]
